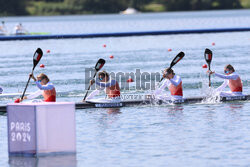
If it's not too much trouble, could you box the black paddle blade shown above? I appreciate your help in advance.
[204,48,212,64]
[170,52,185,68]
[204,48,213,87]
[83,58,106,101]
[33,48,43,70]
[20,48,43,100]
[95,58,105,71]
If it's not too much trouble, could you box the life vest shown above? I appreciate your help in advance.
[42,88,56,102]
[106,81,120,98]
[169,81,183,96]
[228,76,242,92]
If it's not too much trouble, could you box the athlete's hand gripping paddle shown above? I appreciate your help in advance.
[19,48,43,102]
[159,52,185,83]
[83,59,105,101]
[204,48,213,87]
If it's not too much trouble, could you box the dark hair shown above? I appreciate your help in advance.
[225,64,235,72]
[165,68,175,75]
[98,71,109,79]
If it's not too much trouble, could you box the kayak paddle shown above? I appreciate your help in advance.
[204,48,213,87]
[20,48,43,101]
[83,59,106,101]
[159,51,185,82]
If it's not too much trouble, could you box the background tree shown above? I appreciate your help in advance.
[65,0,128,14]
[0,0,27,16]
[159,0,242,11]
[0,0,245,16]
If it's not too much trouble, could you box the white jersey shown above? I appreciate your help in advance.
[214,72,243,96]
[154,75,183,100]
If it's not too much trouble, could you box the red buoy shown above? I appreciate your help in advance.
[212,42,215,46]
[168,48,172,52]
[40,64,45,68]
[127,78,134,83]
[47,50,50,53]
[103,44,106,48]
[14,98,20,103]
[202,64,207,68]
[109,55,114,59]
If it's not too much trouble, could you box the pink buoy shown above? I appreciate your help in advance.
[40,64,45,68]
[109,55,114,59]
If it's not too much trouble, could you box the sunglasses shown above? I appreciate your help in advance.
[224,70,230,74]
[37,77,45,82]
[99,77,104,81]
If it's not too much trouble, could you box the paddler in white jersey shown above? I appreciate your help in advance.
[85,71,121,103]
[154,68,183,101]
[13,23,28,35]
[0,21,7,35]
[208,64,243,97]
[17,73,56,102]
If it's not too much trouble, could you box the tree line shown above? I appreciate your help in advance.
[0,0,247,16]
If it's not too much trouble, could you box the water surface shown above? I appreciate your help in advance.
[1,10,250,167]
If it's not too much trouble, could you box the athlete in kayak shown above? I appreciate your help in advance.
[154,68,183,101]
[0,21,7,35]
[18,73,56,102]
[85,71,121,102]
[208,64,243,97]
[13,23,28,35]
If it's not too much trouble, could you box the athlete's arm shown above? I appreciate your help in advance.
[35,81,54,90]
[214,72,238,80]
[26,90,42,99]
[154,79,169,95]
[86,89,100,100]
[95,79,116,88]
[169,75,181,86]
[216,80,228,92]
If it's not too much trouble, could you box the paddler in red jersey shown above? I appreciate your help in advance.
[208,64,244,97]
[18,73,56,102]
[154,68,183,101]
[85,71,121,102]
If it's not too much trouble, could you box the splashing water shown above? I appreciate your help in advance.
[199,72,221,104]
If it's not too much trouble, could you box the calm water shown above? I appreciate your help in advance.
[1,10,250,167]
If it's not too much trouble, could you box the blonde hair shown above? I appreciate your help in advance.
[37,73,50,82]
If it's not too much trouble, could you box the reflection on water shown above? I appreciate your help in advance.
[167,105,184,113]
[228,102,244,112]
[107,108,122,114]
[98,108,121,129]
[9,154,76,167]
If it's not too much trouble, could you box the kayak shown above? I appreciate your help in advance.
[1,94,249,113]
[79,94,250,108]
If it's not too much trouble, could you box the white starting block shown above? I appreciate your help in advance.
[7,102,76,157]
